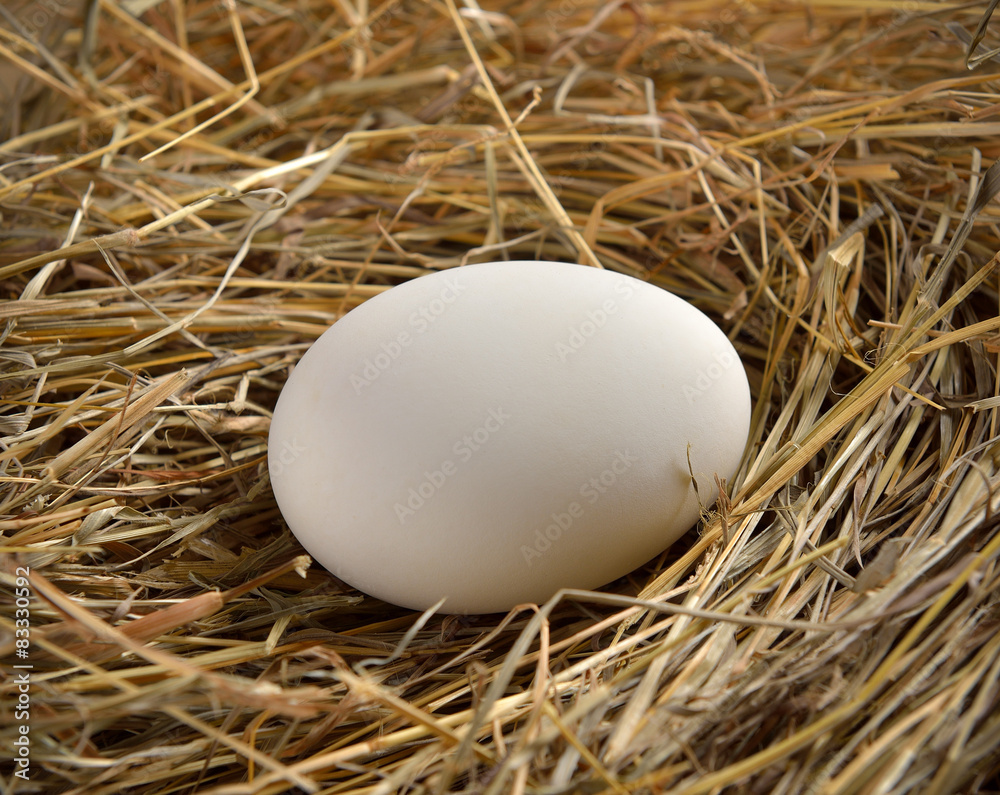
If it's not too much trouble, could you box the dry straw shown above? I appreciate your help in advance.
[1,0,1000,792]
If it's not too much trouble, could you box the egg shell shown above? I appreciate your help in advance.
[268,260,751,614]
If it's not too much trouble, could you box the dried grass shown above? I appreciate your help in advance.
[2,0,1000,792]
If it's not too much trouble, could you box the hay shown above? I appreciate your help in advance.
[2,0,1000,792]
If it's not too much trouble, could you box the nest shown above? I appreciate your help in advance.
[2,0,1000,792]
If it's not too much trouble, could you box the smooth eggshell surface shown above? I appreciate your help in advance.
[268,260,751,613]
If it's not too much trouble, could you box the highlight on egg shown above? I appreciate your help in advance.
[268,260,752,614]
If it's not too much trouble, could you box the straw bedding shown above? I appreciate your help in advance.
[1,0,1000,792]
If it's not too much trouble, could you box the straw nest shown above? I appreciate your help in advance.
[2,0,1000,792]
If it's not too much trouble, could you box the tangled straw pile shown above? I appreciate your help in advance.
[2,0,1000,792]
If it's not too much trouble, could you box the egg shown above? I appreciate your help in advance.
[268,260,751,614]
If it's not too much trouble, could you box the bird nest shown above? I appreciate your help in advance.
[1,0,1000,793]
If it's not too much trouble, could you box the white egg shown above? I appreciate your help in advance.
[268,260,751,614]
